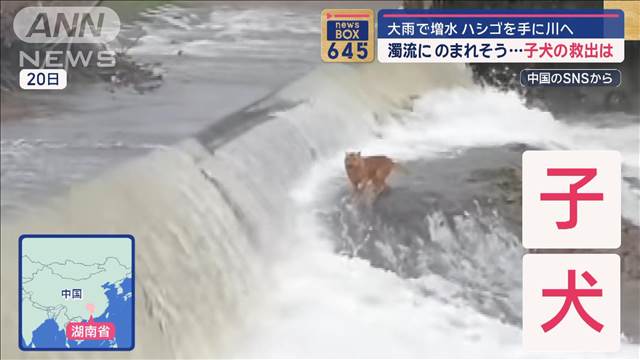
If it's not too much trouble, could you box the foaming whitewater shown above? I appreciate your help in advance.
[1,63,638,358]
[217,63,639,357]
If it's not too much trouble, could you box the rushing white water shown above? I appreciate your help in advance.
[0,2,320,219]
[211,63,640,358]
[2,61,638,358]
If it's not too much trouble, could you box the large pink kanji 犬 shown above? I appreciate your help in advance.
[541,269,603,332]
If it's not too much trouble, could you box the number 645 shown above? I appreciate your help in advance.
[328,42,368,59]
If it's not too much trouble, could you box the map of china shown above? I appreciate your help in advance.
[20,236,134,350]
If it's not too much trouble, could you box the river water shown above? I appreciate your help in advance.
[1,1,320,218]
[1,2,638,358]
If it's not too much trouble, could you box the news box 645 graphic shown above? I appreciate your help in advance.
[19,235,135,351]
[321,9,374,62]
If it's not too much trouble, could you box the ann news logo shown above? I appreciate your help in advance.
[321,9,374,63]
[522,151,621,352]
[12,6,120,89]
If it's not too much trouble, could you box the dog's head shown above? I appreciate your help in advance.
[344,151,363,171]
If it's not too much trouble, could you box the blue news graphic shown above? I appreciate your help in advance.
[327,21,369,41]
[377,9,625,39]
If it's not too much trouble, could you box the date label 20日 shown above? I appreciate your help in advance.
[19,69,67,90]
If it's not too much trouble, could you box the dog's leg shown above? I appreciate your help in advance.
[368,176,382,200]
[350,181,366,203]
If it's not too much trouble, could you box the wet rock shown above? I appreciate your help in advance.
[322,144,639,342]
[323,145,528,326]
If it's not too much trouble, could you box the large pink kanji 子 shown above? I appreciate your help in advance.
[540,168,603,229]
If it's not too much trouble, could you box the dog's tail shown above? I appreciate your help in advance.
[393,161,409,174]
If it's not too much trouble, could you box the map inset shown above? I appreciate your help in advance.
[19,235,134,351]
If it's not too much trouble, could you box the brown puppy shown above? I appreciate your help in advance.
[344,151,398,197]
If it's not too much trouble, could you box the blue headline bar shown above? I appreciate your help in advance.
[377,9,624,39]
